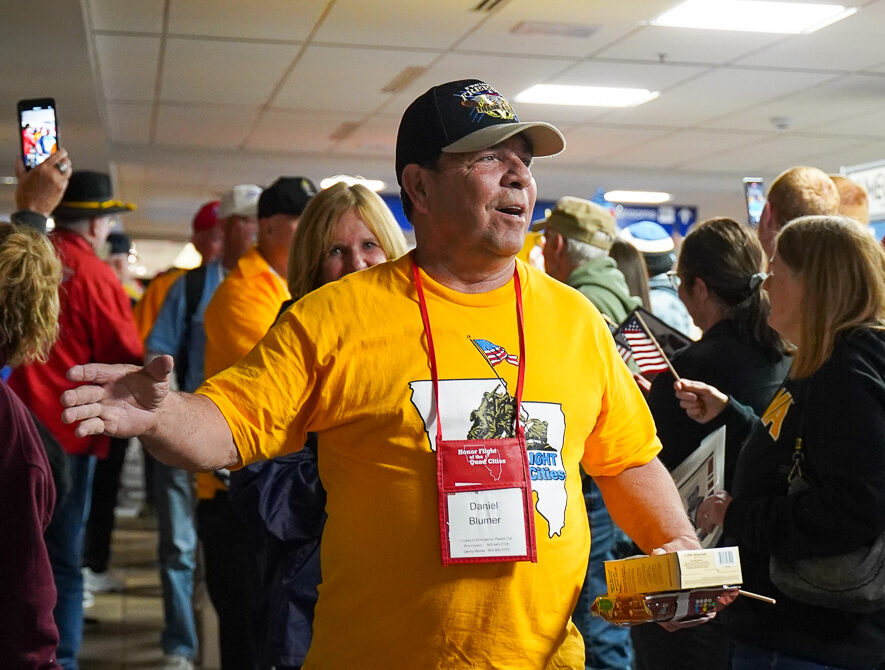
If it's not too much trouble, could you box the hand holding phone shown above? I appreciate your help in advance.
[18,98,58,170]
[14,148,72,216]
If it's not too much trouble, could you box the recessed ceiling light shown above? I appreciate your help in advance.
[604,190,672,204]
[515,84,659,108]
[320,175,385,192]
[651,0,857,34]
[0,176,17,185]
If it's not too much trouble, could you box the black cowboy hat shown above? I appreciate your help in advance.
[53,170,136,219]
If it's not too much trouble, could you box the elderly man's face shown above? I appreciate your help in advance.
[423,134,537,260]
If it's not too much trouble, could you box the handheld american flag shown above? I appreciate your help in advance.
[616,314,673,376]
[472,338,519,367]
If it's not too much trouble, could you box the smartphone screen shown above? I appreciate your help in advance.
[743,178,764,227]
[18,98,58,169]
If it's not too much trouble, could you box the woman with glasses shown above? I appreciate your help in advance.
[632,217,790,670]
[680,215,885,669]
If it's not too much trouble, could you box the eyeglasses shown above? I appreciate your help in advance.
[666,270,682,290]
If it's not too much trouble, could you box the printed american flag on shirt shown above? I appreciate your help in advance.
[617,315,670,375]
[473,338,519,367]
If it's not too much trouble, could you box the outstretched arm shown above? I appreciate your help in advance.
[60,356,239,471]
[595,457,700,555]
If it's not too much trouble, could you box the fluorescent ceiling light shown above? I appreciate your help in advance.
[652,0,856,34]
[515,84,659,108]
[0,176,17,185]
[320,175,385,192]
[173,242,202,269]
[605,190,672,204]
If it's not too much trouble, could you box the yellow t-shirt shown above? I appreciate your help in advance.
[199,245,290,498]
[197,254,660,669]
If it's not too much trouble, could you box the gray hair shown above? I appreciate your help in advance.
[565,236,607,266]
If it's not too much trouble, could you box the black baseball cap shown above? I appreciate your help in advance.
[395,79,565,185]
[258,177,318,219]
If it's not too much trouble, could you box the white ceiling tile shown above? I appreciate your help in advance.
[596,25,787,65]
[144,164,210,186]
[554,126,671,164]
[604,129,770,168]
[274,46,439,113]
[332,115,400,156]
[155,104,259,149]
[735,30,885,71]
[244,109,363,154]
[706,75,885,133]
[831,141,885,171]
[804,104,885,139]
[113,162,147,184]
[88,0,164,33]
[458,0,656,60]
[94,35,160,102]
[383,52,575,117]
[168,0,327,41]
[698,134,860,175]
[105,102,152,144]
[316,0,483,49]
[160,39,297,103]
[552,60,707,91]
[596,67,832,128]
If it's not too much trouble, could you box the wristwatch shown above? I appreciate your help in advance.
[10,209,49,233]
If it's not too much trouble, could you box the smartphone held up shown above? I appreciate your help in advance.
[18,98,58,170]
[743,177,764,227]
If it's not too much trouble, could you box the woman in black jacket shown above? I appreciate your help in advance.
[633,217,791,670]
[681,215,885,669]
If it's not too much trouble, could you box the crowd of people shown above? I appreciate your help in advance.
[2,77,885,670]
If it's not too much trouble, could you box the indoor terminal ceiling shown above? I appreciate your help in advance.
[2,0,885,240]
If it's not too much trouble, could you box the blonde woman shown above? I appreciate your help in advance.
[0,223,62,668]
[230,181,407,670]
[678,215,885,669]
[286,180,409,303]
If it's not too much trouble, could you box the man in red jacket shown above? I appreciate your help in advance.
[10,171,143,670]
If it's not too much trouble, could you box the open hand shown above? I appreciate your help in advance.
[61,355,174,438]
[674,379,728,424]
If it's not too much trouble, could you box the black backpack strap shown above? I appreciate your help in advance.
[175,265,209,389]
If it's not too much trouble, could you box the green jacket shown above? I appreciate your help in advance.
[565,255,641,324]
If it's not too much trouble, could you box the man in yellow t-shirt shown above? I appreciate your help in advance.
[62,79,701,670]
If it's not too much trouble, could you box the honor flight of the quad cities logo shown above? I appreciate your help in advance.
[409,337,568,538]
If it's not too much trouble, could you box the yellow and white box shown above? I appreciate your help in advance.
[604,546,742,595]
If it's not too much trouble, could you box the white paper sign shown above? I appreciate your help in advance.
[671,426,726,548]
[446,488,527,559]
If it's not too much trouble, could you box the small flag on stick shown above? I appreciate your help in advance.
[616,311,680,379]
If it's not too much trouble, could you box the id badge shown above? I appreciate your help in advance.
[437,433,537,565]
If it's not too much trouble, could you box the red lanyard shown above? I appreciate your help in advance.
[410,254,527,441]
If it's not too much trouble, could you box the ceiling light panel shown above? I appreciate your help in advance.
[652,0,856,34]
[515,84,659,108]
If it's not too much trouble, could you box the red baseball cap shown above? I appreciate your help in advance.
[192,200,220,232]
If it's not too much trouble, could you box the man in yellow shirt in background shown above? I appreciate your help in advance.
[199,176,316,670]
[62,79,700,670]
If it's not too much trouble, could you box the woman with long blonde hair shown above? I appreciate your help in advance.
[679,215,885,669]
[230,181,407,670]
[0,222,63,667]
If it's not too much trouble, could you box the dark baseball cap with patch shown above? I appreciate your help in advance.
[395,78,565,185]
[258,177,318,219]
